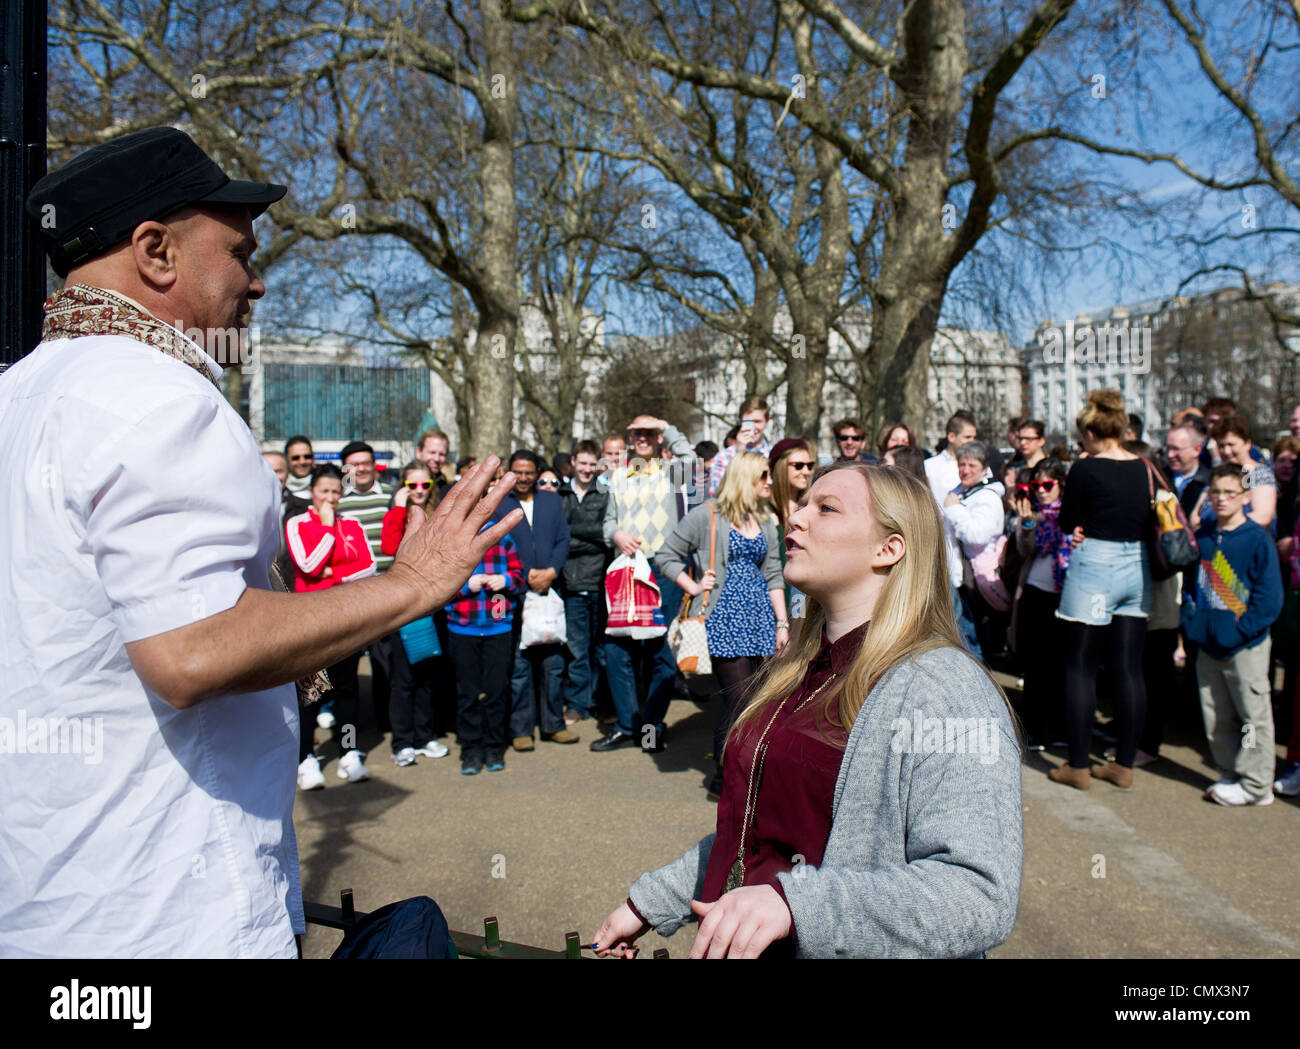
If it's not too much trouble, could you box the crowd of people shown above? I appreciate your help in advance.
[261,392,1300,807]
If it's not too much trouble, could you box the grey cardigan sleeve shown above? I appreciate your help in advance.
[655,502,708,581]
[628,834,716,937]
[602,482,619,546]
[776,651,1023,958]
[761,518,783,591]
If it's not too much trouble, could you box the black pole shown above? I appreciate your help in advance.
[1,0,47,372]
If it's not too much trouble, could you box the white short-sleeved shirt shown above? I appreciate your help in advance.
[0,334,302,958]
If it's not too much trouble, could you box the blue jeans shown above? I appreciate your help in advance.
[603,565,683,737]
[509,640,566,738]
[1057,538,1151,625]
[562,590,604,719]
[952,585,984,661]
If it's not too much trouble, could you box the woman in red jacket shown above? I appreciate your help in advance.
[378,461,449,766]
[286,463,376,785]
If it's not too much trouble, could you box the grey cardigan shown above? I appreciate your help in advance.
[654,500,783,621]
[627,644,1023,958]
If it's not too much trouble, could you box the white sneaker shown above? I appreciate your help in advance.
[316,710,336,729]
[297,755,325,791]
[391,747,418,767]
[1206,781,1272,806]
[337,749,371,783]
[1273,763,1300,797]
[413,739,449,758]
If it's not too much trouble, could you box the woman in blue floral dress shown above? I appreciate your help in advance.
[657,452,788,796]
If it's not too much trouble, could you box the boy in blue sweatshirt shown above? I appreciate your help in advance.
[1181,464,1284,805]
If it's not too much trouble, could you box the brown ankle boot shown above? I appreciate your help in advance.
[1048,764,1091,790]
[1092,761,1134,788]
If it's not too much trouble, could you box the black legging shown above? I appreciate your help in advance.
[712,656,762,769]
[1063,615,1147,769]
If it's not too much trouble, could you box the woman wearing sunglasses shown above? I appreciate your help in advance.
[658,452,789,797]
[1006,459,1071,750]
[377,462,449,767]
[769,438,818,628]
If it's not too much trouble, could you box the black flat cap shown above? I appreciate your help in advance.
[26,127,287,277]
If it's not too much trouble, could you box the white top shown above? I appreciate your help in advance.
[521,497,535,527]
[924,450,959,506]
[0,334,302,958]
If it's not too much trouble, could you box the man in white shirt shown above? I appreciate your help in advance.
[924,410,979,505]
[1,128,522,958]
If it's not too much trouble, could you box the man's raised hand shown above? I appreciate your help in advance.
[390,456,523,615]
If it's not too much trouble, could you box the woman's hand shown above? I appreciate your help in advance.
[466,573,485,593]
[591,902,650,959]
[1015,496,1035,519]
[775,624,790,654]
[1070,525,1085,548]
[689,886,791,958]
[699,569,716,593]
[317,503,335,527]
[943,492,960,508]
[485,574,507,592]
[395,485,410,509]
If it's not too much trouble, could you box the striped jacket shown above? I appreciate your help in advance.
[285,508,377,592]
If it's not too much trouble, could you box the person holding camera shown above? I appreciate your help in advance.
[708,397,774,497]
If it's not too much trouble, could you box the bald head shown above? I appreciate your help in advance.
[262,451,288,487]
[65,204,265,362]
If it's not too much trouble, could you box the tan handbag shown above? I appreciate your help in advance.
[667,506,716,676]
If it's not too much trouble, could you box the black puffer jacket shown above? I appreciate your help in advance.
[559,481,611,592]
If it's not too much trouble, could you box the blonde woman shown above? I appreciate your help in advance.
[601,463,1023,958]
[657,452,787,796]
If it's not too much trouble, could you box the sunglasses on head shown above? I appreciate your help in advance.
[404,481,432,490]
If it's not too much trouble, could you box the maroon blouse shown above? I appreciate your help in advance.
[699,622,865,918]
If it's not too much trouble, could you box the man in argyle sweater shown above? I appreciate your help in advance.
[593,415,697,753]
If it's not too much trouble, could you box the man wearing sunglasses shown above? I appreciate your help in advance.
[594,414,697,752]
[284,435,315,496]
[830,417,880,465]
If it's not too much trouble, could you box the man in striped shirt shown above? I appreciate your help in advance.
[340,441,395,572]
[338,440,397,734]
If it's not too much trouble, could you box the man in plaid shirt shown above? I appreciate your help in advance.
[445,530,524,774]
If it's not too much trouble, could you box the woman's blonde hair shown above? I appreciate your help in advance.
[729,462,1015,747]
[770,439,816,528]
[715,451,772,528]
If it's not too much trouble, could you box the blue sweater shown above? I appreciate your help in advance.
[1181,518,1283,660]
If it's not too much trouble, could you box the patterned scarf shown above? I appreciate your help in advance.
[1033,499,1071,592]
[42,283,220,389]
[43,283,330,705]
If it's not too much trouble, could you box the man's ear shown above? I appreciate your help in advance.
[131,220,177,289]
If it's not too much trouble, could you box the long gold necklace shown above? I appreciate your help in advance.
[725,671,839,893]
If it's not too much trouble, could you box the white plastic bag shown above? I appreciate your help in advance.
[520,589,567,648]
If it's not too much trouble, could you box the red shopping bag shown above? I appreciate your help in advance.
[604,552,667,639]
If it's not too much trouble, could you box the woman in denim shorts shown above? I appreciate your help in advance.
[1050,390,1154,791]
